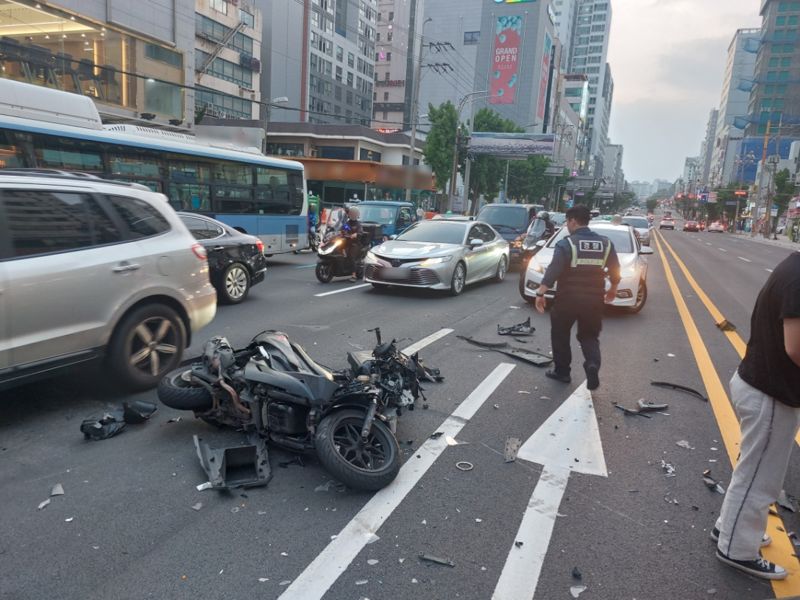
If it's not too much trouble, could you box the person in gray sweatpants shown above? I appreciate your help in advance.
[713,251,800,580]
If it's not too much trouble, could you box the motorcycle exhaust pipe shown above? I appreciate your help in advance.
[361,398,378,441]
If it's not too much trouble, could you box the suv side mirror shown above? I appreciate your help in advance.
[535,239,546,248]
[640,246,654,255]
[469,238,484,248]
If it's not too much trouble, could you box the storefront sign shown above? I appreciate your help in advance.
[489,16,524,105]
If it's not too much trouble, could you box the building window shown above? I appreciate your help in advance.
[239,9,255,28]
[388,11,394,20]
[145,44,183,69]
[463,31,480,45]
[210,0,227,15]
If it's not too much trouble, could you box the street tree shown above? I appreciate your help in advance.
[645,197,659,213]
[774,168,794,215]
[506,155,552,203]
[422,101,460,194]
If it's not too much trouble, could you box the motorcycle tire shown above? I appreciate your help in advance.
[315,409,401,491]
[157,369,213,411]
[316,262,334,283]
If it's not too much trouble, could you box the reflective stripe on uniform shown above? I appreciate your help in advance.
[567,238,611,269]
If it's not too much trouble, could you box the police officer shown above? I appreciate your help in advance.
[535,205,620,391]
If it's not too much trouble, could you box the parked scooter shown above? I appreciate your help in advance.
[157,328,441,490]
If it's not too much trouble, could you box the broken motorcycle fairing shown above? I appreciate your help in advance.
[157,328,441,491]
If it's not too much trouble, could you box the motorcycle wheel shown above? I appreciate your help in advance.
[316,262,334,283]
[157,369,213,411]
[315,409,400,491]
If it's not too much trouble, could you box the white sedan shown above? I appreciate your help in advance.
[520,223,654,313]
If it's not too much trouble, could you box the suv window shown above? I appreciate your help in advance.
[180,215,224,240]
[397,207,414,228]
[3,190,123,258]
[107,196,170,239]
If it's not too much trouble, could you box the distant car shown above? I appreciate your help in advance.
[707,221,725,233]
[357,201,419,238]
[622,215,651,246]
[659,217,676,230]
[521,223,654,313]
[683,221,699,232]
[364,219,510,296]
[178,212,267,304]
[476,203,540,264]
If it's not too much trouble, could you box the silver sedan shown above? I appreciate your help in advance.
[364,219,510,295]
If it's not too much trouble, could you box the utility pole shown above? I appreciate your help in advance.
[405,12,432,204]
[448,90,488,212]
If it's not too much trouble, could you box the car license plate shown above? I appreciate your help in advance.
[382,268,409,280]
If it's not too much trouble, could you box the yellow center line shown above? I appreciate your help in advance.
[655,231,800,448]
[653,234,800,596]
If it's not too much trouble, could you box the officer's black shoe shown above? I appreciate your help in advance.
[585,364,600,391]
[545,370,571,384]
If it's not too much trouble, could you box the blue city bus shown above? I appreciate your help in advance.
[0,85,307,255]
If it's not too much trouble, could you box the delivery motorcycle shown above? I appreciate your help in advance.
[157,328,440,490]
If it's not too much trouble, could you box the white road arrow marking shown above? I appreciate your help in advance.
[492,382,607,600]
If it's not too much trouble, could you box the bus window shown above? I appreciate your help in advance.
[33,137,103,172]
[0,131,26,168]
[169,183,210,211]
[109,154,162,179]
[213,186,253,213]
[214,162,252,185]
[169,161,210,184]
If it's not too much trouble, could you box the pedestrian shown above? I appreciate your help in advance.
[713,251,800,580]
[534,205,620,390]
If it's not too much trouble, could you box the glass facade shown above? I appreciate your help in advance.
[0,0,185,120]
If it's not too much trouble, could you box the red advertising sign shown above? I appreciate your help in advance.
[489,15,524,105]
[537,33,553,120]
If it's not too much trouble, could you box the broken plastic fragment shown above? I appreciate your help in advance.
[355,579,368,585]
[191,502,203,511]
[196,482,213,491]
[715,319,736,332]
[64,517,74,522]
[419,553,455,567]
[122,400,158,424]
[702,469,725,494]
[456,461,474,472]
[80,411,126,441]
[651,381,708,402]
[636,399,668,412]
[167,417,182,423]
[367,559,379,566]
[572,566,582,580]
[661,460,676,476]
[676,440,694,450]
[50,483,65,497]
[258,578,269,583]
[279,580,292,586]
[37,499,50,510]
[570,585,587,598]
[194,434,271,490]
[497,317,535,336]
[504,437,521,463]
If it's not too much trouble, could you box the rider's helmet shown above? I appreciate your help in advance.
[538,211,550,221]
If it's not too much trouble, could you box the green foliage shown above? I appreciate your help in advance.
[422,102,459,193]
[645,198,659,212]
[506,155,553,203]
[774,168,794,213]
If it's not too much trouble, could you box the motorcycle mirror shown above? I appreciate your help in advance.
[257,346,271,363]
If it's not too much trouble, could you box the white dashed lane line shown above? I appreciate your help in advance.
[718,248,728,253]
[737,256,751,263]
[766,268,774,273]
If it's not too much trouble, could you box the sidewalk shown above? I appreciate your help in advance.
[731,232,798,251]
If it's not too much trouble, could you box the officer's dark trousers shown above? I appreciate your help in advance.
[550,297,603,377]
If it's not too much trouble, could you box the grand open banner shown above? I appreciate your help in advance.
[489,15,524,105]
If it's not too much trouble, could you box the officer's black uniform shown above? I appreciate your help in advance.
[540,227,620,380]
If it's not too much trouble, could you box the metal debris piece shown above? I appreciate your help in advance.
[50,483,65,497]
[498,317,535,336]
[572,567,582,580]
[456,461,474,472]
[37,499,50,510]
[504,437,521,463]
[167,417,182,423]
[315,480,347,493]
[193,434,271,490]
[80,411,126,441]
[515,541,524,548]
[191,502,203,511]
[570,585,588,598]
[518,391,531,395]
[419,553,455,567]
[636,399,668,412]
[702,469,725,494]
[778,490,797,513]
[355,579,368,585]
[367,559,379,566]
[614,404,651,419]
[122,400,158,424]
[661,460,676,477]
[676,440,694,450]
[651,381,708,402]
[458,336,553,366]
[278,456,305,469]
[715,319,736,332]
[429,431,444,440]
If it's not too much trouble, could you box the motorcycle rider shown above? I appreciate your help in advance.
[537,211,556,240]
[344,206,364,282]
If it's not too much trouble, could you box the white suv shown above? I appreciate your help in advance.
[0,171,217,390]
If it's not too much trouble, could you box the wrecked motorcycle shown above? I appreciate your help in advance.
[157,328,440,491]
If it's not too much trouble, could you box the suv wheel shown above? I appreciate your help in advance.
[109,304,186,391]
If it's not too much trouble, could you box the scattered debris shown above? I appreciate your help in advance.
[497,317,535,337]
[515,541,524,548]
[456,461,474,472]
[504,437,521,463]
[570,585,588,598]
[778,490,797,513]
[191,502,203,511]
[475,518,483,523]
[429,432,444,440]
[676,440,695,450]
[37,499,50,510]
[194,434,271,490]
[493,404,500,410]
[518,390,531,395]
[667,353,676,358]
[279,580,292,586]
[707,588,717,595]
[64,517,74,523]
[445,436,465,446]
[651,381,708,402]
[278,456,305,469]
[636,399,668,413]
[572,567,582,580]
[367,559,379,566]
[80,411,126,441]
[715,319,736,332]
[50,483,65,497]
[702,469,725,494]
[167,417,182,423]
[258,578,269,583]
[540,396,551,401]
[196,482,213,491]
[661,460,676,477]
[315,480,347,493]
[457,336,553,367]
[355,579,368,585]
[614,404,651,419]
[122,400,158,424]
[419,553,455,567]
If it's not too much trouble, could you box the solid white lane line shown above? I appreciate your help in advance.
[718,248,728,252]
[766,268,774,273]
[402,328,453,355]
[706,242,712,246]
[314,283,371,297]
[738,256,752,263]
[278,363,516,600]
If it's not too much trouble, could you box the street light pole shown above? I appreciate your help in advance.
[448,90,488,212]
[405,12,432,204]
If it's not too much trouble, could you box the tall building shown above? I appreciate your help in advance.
[0,0,194,128]
[195,0,262,121]
[603,143,623,192]
[417,0,483,120]
[552,0,578,67]
[698,108,718,186]
[709,28,760,187]
[472,0,558,129]
[568,0,613,169]
[745,0,800,138]
[261,0,377,126]
[372,0,424,130]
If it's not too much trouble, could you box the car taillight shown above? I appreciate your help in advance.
[191,243,207,261]
[255,239,265,254]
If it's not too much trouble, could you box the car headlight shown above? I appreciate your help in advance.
[319,238,342,255]
[529,258,545,274]
[420,255,453,267]
[512,236,524,249]
[366,251,377,262]
[621,265,638,278]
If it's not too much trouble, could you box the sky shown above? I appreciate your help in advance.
[607,0,762,183]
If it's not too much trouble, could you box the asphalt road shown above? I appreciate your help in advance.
[2,235,799,600]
